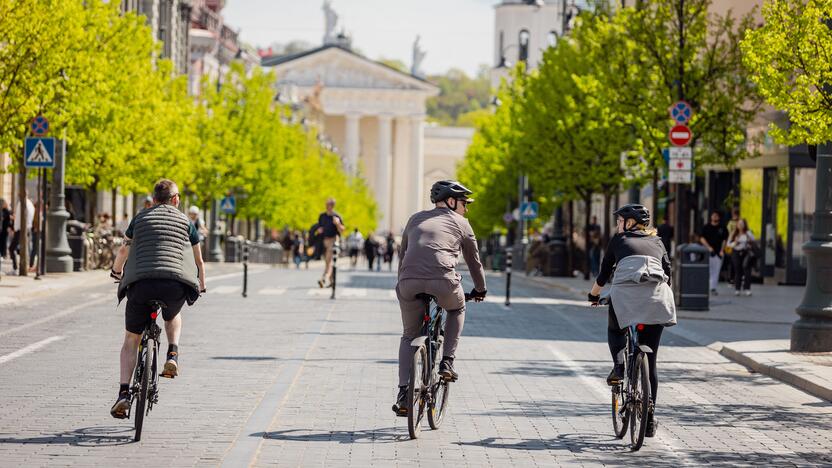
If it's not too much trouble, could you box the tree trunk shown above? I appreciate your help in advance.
[652,168,659,223]
[567,200,575,276]
[111,188,117,221]
[603,192,612,247]
[17,166,28,276]
[583,193,592,280]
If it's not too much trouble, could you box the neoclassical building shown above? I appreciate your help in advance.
[263,45,444,233]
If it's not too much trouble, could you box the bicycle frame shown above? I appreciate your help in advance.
[420,299,445,383]
[133,306,162,412]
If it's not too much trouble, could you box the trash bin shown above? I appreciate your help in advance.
[673,243,709,311]
[545,239,569,277]
[66,221,87,272]
[225,236,243,262]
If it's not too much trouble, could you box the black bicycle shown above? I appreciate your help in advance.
[130,300,165,442]
[610,320,652,451]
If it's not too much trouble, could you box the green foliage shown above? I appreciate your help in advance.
[741,0,832,145]
[0,0,376,234]
[426,66,491,127]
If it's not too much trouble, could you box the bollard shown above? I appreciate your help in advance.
[330,243,339,300]
[242,241,249,298]
[505,250,512,307]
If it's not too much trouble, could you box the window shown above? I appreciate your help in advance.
[548,30,558,47]
[519,29,530,62]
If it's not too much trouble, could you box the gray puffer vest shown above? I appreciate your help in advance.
[117,204,200,303]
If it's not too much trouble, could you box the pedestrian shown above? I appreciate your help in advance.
[699,211,728,295]
[10,196,35,274]
[728,218,756,296]
[657,216,673,256]
[347,228,364,269]
[586,215,602,278]
[143,196,153,211]
[315,198,345,288]
[291,231,304,269]
[0,199,10,261]
[384,232,395,271]
[188,206,208,244]
[116,213,130,237]
[364,233,378,271]
[725,208,740,284]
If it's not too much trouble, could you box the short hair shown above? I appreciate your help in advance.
[153,179,178,204]
[326,198,336,206]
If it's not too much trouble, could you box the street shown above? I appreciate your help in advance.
[0,265,830,467]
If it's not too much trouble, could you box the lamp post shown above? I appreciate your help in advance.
[45,134,73,272]
[207,196,224,262]
[791,143,832,351]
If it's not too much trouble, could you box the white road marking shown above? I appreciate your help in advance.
[212,285,241,295]
[0,336,65,365]
[257,288,286,296]
[0,296,111,339]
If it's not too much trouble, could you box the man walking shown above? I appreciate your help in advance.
[700,211,728,295]
[316,198,345,288]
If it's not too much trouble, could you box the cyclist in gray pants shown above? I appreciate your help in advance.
[393,180,487,416]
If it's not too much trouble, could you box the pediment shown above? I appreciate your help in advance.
[263,46,438,93]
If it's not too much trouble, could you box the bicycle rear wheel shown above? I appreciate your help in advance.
[407,345,427,439]
[611,383,628,439]
[629,353,651,451]
[133,339,154,442]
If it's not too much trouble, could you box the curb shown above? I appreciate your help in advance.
[516,273,832,403]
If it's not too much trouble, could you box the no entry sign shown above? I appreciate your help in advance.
[669,124,692,147]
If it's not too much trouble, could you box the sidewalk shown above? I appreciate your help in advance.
[518,272,832,402]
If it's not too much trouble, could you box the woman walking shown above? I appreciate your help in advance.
[728,219,756,296]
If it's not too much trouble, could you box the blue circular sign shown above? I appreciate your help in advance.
[669,101,692,124]
[31,115,49,136]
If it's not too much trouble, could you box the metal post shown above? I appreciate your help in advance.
[242,240,249,298]
[39,168,47,277]
[330,242,339,300]
[207,198,224,262]
[505,249,512,307]
[791,145,832,351]
[46,136,73,273]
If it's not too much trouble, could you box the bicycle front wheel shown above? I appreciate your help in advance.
[428,379,450,430]
[407,345,427,439]
[611,383,628,439]
[629,353,651,451]
[134,339,154,442]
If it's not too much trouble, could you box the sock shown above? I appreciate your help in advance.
[167,344,178,355]
[119,383,129,395]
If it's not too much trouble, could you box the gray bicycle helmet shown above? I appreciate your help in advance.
[613,204,651,227]
[430,180,474,204]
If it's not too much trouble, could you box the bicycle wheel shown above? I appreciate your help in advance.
[611,383,628,439]
[407,345,427,439]
[133,340,154,442]
[629,353,651,451]
[428,379,450,430]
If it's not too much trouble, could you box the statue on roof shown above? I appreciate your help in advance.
[411,35,426,78]
[323,0,339,45]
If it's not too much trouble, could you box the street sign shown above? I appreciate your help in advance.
[669,101,693,124]
[669,124,692,147]
[220,195,236,214]
[668,170,693,184]
[24,137,55,168]
[503,212,514,224]
[520,201,539,220]
[671,159,692,171]
[30,115,49,136]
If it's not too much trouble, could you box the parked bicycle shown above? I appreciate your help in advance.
[404,293,473,439]
[605,296,652,451]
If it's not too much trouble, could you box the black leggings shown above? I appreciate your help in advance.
[608,305,663,403]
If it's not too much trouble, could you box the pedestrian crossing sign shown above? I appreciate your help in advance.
[520,201,539,220]
[24,137,55,168]
[220,195,236,214]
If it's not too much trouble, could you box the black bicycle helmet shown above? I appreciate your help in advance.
[613,203,651,227]
[430,180,474,204]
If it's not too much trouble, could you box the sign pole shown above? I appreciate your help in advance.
[40,168,48,277]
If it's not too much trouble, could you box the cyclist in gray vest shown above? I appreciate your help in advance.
[392,180,487,416]
[109,179,206,419]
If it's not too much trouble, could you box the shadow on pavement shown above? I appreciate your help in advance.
[253,427,409,443]
[211,356,279,361]
[0,426,135,446]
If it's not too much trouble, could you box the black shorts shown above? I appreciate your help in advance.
[125,279,188,334]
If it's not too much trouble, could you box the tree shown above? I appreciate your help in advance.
[426,66,491,127]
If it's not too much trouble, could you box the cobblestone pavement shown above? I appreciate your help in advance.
[0,263,830,467]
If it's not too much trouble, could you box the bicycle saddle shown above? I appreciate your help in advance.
[415,293,436,303]
[148,300,168,310]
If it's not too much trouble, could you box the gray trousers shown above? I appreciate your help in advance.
[396,278,465,387]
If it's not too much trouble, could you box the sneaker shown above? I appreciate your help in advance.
[710,289,718,296]
[439,358,458,382]
[161,352,179,378]
[743,289,752,297]
[606,364,625,386]
[391,386,408,417]
[645,407,657,437]
[317,279,325,288]
[734,290,741,296]
[110,391,131,419]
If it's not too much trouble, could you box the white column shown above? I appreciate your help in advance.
[376,114,393,233]
[392,117,411,232]
[410,115,425,214]
[345,112,361,174]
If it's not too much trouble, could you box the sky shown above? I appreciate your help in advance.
[222,0,498,77]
